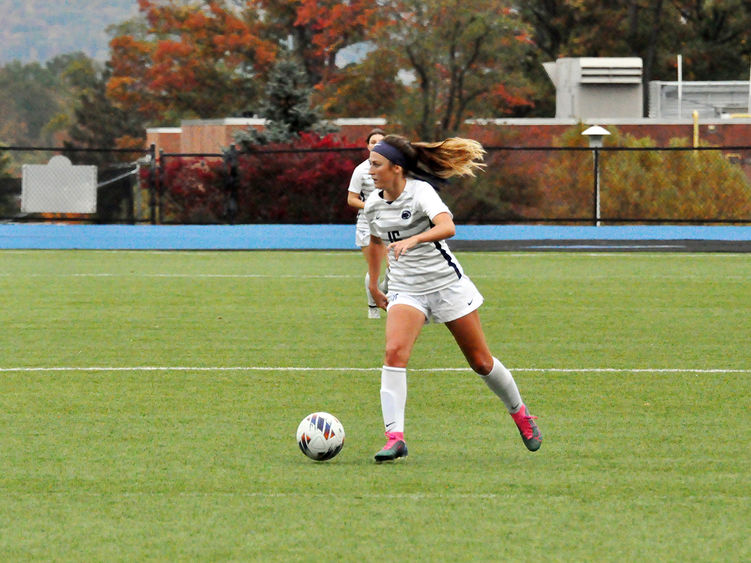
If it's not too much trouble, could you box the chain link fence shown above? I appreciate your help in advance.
[0,146,150,223]
[1,144,751,225]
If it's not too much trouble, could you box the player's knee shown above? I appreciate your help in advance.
[469,354,494,376]
[383,344,409,368]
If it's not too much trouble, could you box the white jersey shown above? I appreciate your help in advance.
[364,178,463,295]
[347,159,376,222]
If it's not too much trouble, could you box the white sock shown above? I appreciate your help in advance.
[365,272,377,307]
[380,365,407,433]
[477,357,523,414]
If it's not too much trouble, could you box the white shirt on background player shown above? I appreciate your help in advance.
[364,178,464,295]
[347,159,377,225]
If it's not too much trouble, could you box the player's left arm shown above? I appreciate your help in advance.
[389,212,455,261]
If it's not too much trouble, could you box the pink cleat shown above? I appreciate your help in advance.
[511,405,542,451]
[374,431,408,462]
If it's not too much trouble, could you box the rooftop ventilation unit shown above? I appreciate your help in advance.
[543,57,643,119]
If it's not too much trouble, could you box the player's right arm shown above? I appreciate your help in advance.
[347,190,364,210]
[366,235,388,310]
[347,162,366,209]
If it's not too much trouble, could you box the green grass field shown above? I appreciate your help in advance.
[0,250,749,561]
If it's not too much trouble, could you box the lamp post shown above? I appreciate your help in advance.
[581,125,610,226]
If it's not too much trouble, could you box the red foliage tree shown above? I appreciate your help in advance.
[154,133,364,224]
[236,133,363,223]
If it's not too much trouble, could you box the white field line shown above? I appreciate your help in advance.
[5,491,522,500]
[9,491,739,502]
[0,366,748,374]
[0,272,357,279]
[2,272,750,283]
[2,249,749,257]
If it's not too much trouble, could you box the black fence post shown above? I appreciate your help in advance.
[126,163,136,225]
[593,146,600,226]
[148,144,157,225]
[158,149,166,225]
[224,144,239,224]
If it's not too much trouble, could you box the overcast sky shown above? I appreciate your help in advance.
[0,0,138,65]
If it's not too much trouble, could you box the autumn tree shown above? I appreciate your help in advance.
[250,0,385,89]
[107,0,277,124]
[318,47,405,118]
[371,0,536,139]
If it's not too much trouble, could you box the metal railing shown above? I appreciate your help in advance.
[1,143,750,225]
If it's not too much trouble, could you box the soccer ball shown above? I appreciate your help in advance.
[296,412,345,461]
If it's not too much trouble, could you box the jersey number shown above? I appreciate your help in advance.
[387,230,401,242]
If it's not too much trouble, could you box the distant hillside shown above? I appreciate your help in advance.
[0,0,139,65]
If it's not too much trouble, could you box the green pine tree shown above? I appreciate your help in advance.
[235,58,335,147]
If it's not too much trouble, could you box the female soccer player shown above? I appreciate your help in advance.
[364,134,542,461]
[347,128,387,318]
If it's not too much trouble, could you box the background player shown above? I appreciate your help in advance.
[347,128,387,318]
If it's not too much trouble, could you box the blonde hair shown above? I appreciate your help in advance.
[381,135,486,179]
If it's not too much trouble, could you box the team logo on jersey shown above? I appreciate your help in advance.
[401,210,412,220]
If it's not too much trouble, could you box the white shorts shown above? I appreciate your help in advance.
[355,217,370,248]
[386,275,484,324]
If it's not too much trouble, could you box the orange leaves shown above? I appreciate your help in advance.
[153,40,193,60]
[490,84,534,115]
[183,10,209,32]
[209,7,276,68]
[107,0,278,121]
[294,0,385,62]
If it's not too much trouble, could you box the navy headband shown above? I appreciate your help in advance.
[372,139,447,190]
[372,140,410,169]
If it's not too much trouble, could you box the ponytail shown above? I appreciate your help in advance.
[413,138,486,179]
[377,135,485,182]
